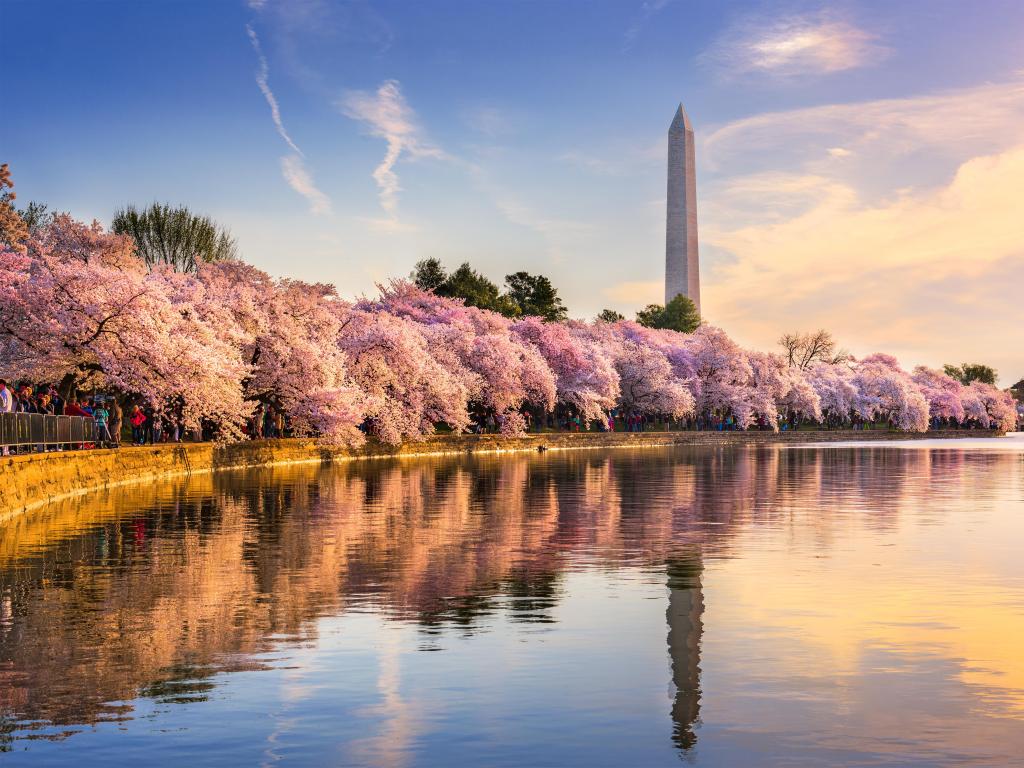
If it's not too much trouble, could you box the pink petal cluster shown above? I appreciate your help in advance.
[1,215,1017,444]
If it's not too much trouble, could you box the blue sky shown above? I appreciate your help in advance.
[5,0,1024,381]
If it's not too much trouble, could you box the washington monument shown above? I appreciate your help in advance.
[665,103,700,311]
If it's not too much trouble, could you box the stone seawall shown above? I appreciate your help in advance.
[0,429,1002,524]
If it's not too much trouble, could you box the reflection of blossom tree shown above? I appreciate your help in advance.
[0,445,1009,737]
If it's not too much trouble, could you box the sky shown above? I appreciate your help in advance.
[4,0,1023,384]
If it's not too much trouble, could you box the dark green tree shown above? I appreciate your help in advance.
[636,304,664,327]
[17,201,54,235]
[636,295,701,333]
[112,202,237,272]
[1010,379,1024,402]
[943,363,997,386]
[411,257,448,292]
[504,271,568,321]
[443,263,518,315]
[596,309,624,323]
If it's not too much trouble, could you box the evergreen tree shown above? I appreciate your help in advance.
[411,257,448,292]
[636,295,701,333]
[596,309,624,323]
[504,271,568,321]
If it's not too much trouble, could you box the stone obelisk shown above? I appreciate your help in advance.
[665,103,700,311]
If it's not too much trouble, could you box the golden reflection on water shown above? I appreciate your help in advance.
[1,441,1022,765]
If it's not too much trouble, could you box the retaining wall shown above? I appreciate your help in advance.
[0,429,1002,524]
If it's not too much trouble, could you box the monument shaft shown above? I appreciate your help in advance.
[665,104,700,311]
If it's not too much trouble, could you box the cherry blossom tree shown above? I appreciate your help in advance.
[6,212,1004,445]
[191,263,367,444]
[683,325,755,427]
[851,354,929,432]
[966,381,1017,431]
[808,363,859,425]
[512,316,619,423]
[361,281,556,434]
[1,238,250,437]
[579,321,693,419]
[338,306,470,443]
[959,384,990,426]
[911,366,966,424]
[28,213,137,269]
[747,350,822,428]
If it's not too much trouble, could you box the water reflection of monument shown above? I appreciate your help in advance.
[666,552,703,752]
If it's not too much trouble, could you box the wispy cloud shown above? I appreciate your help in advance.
[463,105,516,138]
[246,23,331,215]
[281,155,331,215]
[246,23,303,155]
[701,78,1024,180]
[339,80,445,221]
[623,0,671,51]
[704,12,886,78]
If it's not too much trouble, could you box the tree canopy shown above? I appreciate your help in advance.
[596,309,625,323]
[504,271,567,321]
[4,209,1020,448]
[635,295,701,333]
[943,363,997,386]
[18,201,55,235]
[112,202,237,273]
[411,258,566,320]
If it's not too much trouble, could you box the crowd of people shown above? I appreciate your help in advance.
[0,378,195,453]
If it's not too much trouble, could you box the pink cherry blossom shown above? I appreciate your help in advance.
[911,366,966,423]
[338,306,470,444]
[851,354,929,432]
[512,316,619,422]
[3,213,1012,444]
[808,363,859,423]
[966,381,1017,431]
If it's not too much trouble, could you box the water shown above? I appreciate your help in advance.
[2,436,1023,766]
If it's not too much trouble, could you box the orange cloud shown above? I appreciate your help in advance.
[700,78,1024,383]
[704,146,1024,381]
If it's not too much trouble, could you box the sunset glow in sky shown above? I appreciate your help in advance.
[5,0,1023,382]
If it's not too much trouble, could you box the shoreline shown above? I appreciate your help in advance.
[0,429,1005,524]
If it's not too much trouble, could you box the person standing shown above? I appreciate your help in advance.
[0,379,12,456]
[48,387,64,416]
[109,400,122,446]
[142,404,155,444]
[93,401,112,446]
[129,405,146,445]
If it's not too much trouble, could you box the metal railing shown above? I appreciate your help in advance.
[0,412,99,452]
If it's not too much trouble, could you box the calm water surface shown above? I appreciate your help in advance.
[2,436,1023,766]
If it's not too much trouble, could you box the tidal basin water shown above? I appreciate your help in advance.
[2,437,1023,766]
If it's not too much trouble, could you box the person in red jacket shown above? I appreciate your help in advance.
[129,404,147,445]
[63,397,90,417]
